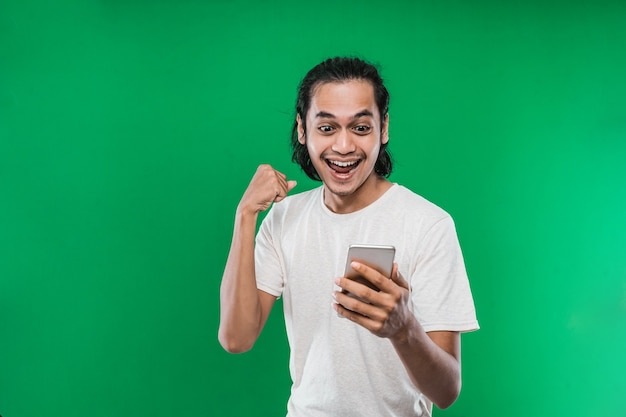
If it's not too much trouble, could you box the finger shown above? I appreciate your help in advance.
[335,274,378,301]
[349,261,392,293]
[274,168,288,181]
[275,176,297,196]
[390,263,409,290]
[273,180,297,203]
[335,276,395,314]
[333,302,382,332]
[271,168,293,190]
[272,165,296,200]
[333,290,386,321]
[255,165,287,198]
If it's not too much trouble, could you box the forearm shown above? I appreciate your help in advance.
[218,209,263,353]
[391,318,461,409]
[334,262,462,408]
[218,165,294,353]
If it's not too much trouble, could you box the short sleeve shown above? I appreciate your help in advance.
[410,216,479,333]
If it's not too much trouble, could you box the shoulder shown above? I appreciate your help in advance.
[390,184,452,222]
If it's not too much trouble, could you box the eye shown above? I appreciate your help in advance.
[353,125,372,134]
[318,125,334,134]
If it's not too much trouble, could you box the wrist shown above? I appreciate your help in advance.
[390,315,424,346]
[234,205,260,233]
[236,202,260,218]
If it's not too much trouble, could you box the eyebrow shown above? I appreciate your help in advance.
[314,109,375,120]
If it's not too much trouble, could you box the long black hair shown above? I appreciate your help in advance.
[291,57,393,181]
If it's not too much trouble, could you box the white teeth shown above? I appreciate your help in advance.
[329,160,357,167]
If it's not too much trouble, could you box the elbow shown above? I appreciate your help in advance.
[220,339,253,354]
[433,380,461,410]
[434,397,456,411]
[218,328,255,354]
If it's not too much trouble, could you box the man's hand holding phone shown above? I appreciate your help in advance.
[333,259,413,340]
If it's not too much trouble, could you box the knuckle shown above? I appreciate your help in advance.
[376,307,389,322]
[357,287,374,300]
[343,297,359,312]
[353,287,371,300]
[365,287,379,298]
[380,299,395,315]
[342,308,355,321]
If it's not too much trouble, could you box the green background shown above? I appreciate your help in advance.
[1,0,625,416]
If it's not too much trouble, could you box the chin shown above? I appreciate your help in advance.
[324,182,358,197]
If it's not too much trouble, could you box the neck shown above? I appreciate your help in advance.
[323,175,392,214]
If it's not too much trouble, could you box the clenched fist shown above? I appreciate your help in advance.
[238,164,297,215]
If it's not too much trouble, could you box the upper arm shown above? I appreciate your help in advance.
[257,289,278,333]
[427,331,461,363]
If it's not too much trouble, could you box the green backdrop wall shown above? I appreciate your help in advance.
[1,1,625,416]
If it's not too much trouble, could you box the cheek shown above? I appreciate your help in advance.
[369,140,382,158]
[305,139,324,157]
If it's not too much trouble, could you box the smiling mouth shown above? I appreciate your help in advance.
[327,159,360,174]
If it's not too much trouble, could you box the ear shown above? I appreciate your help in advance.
[296,114,306,145]
[381,113,389,145]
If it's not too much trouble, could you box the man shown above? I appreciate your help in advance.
[218,57,478,417]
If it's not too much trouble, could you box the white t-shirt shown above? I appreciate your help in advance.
[255,184,479,417]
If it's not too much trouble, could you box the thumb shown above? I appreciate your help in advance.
[273,180,298,203]
[390,263,409,290]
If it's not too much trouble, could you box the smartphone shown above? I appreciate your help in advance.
[343,244,396,292]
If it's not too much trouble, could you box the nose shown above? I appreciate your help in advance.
[331,129,356,154]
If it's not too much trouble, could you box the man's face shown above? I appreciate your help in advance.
[297,80,389,210]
